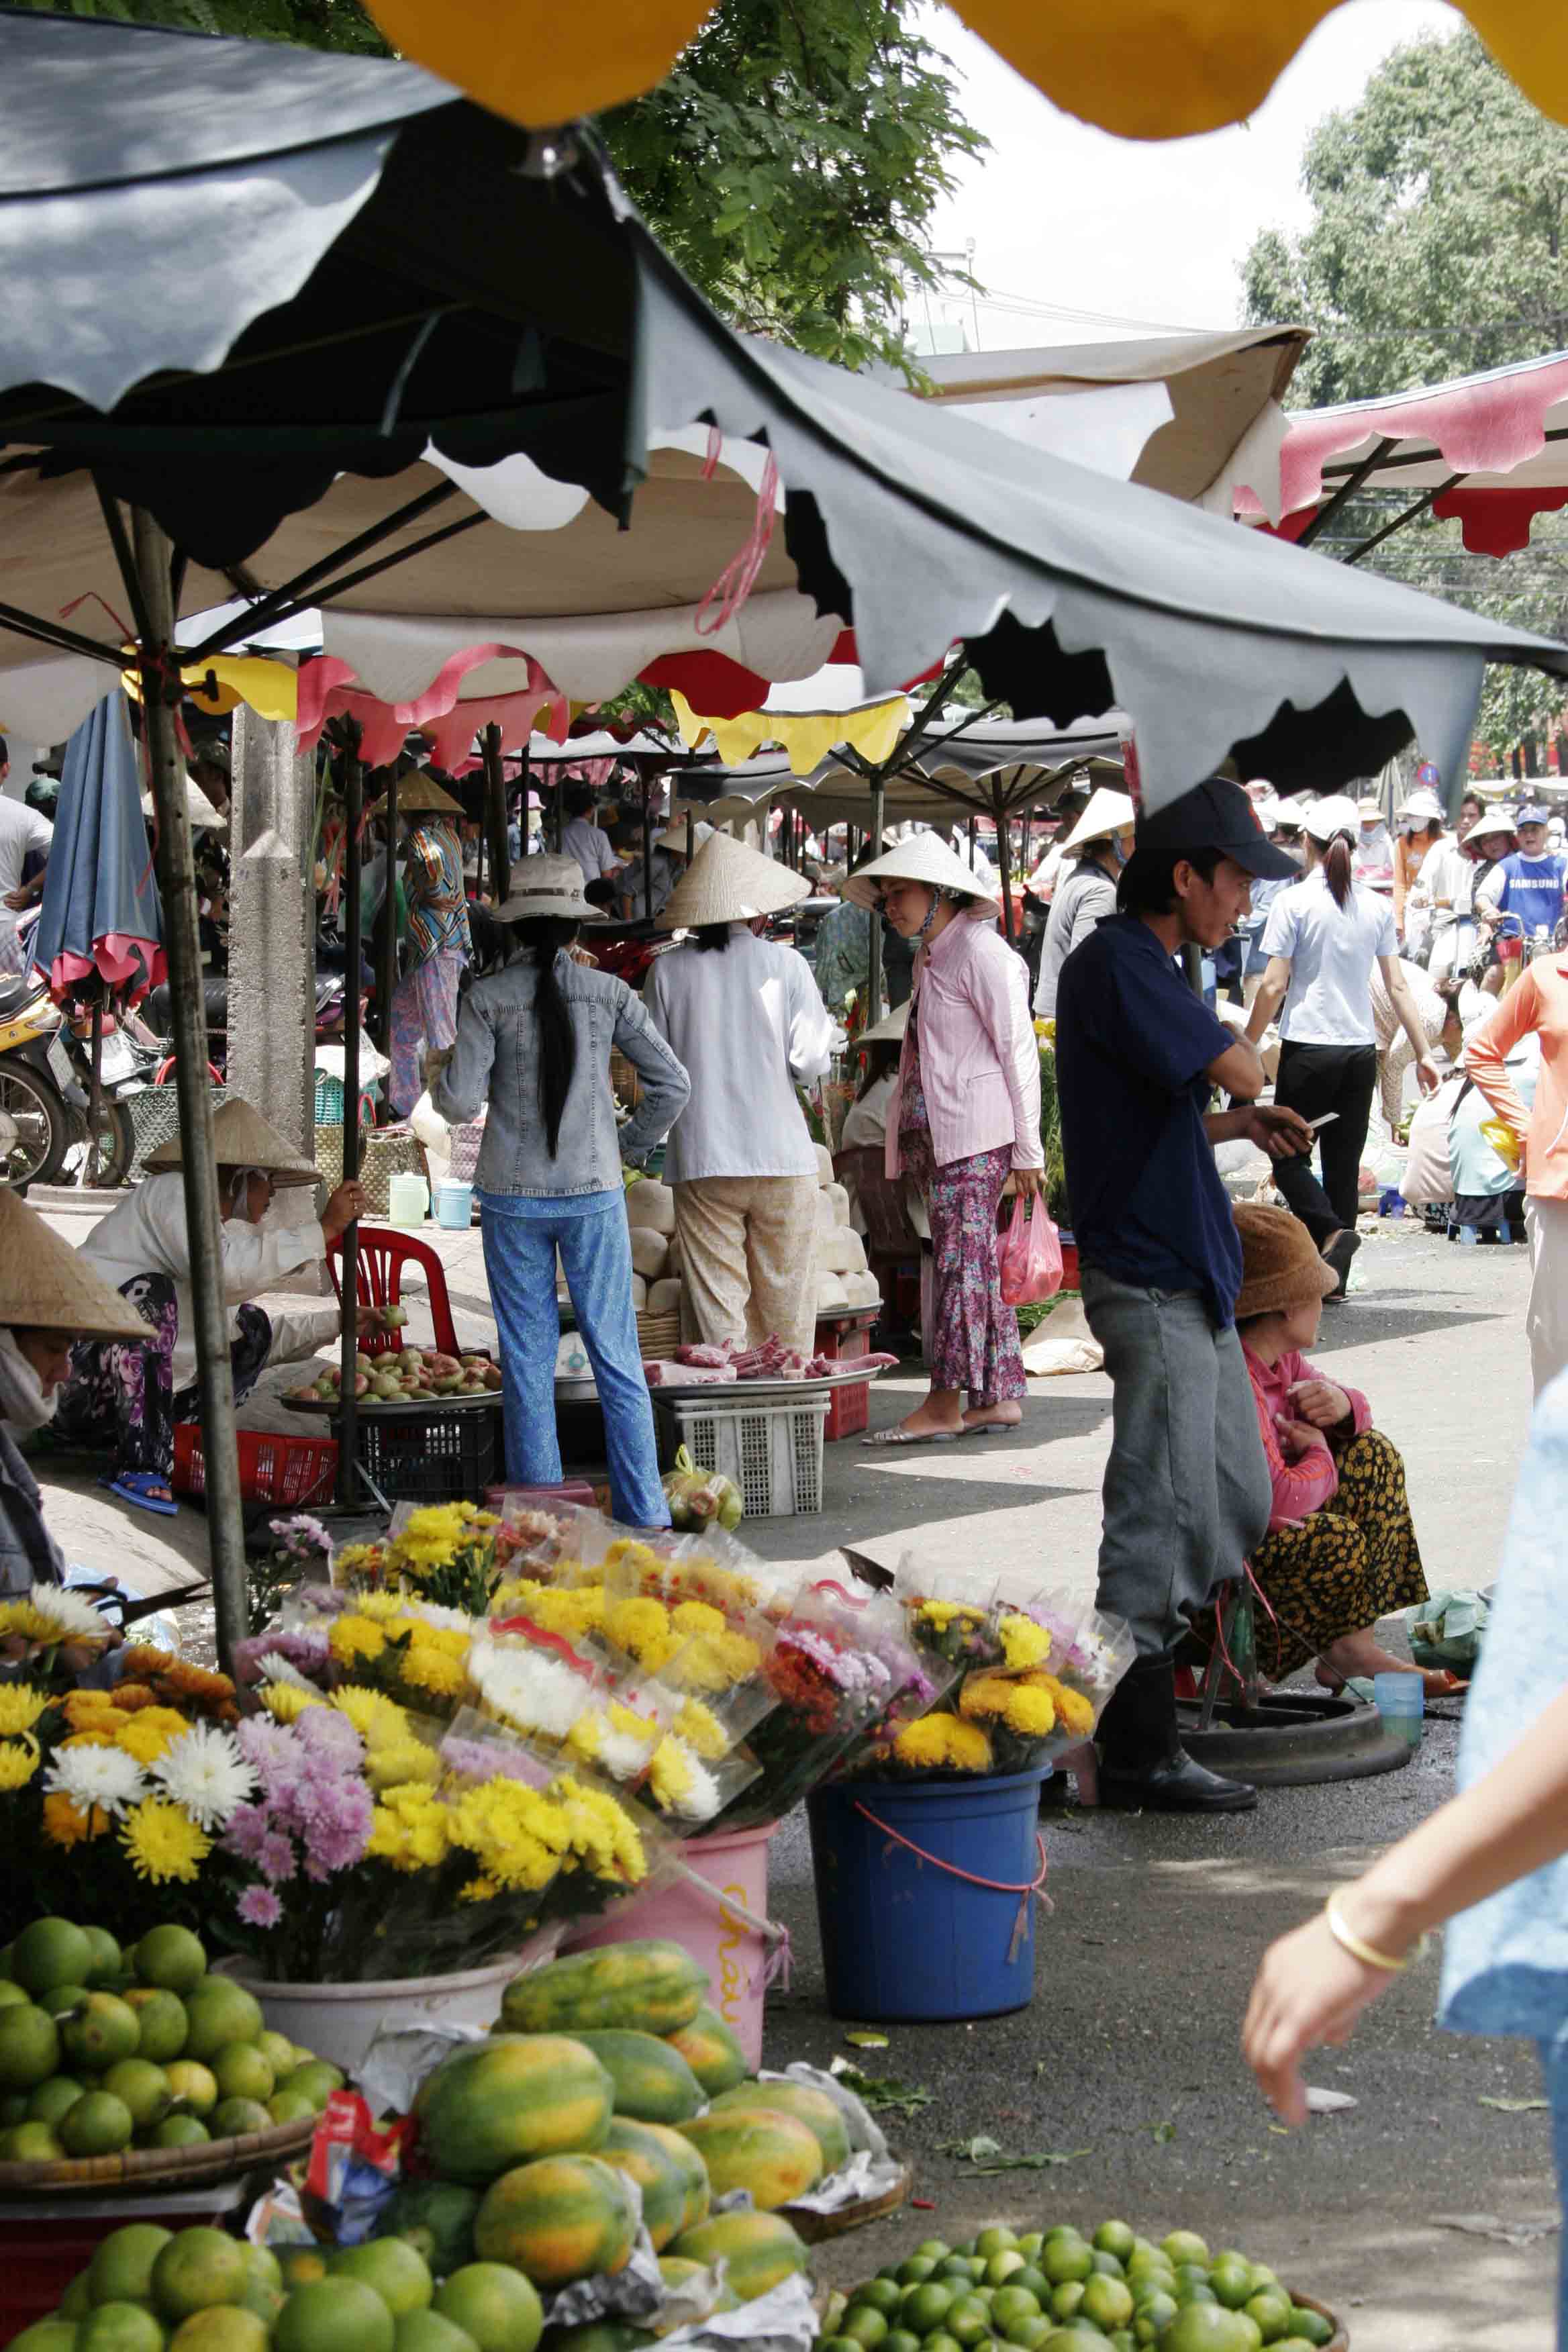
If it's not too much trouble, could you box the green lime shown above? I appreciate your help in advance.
[975,2229,1019,2259]
[1181,2286,1220,2308]
[27,2075,85,2127]
[59,1992,140,2073]
[0,1982,30,2012]
[150,2224,249,2320]
[170,2314,270,2352]
[986,2253,1025,2286]
[842,2310,889,2349]
[856,2280,904,2316]
[1090,2250,1126,2277]
[945,2296,990,2347]
[991,2287,1043,2334]
[922,2333,963,2352]
[211,2096,273,2139]
[1094,2222,1136,2261]
[38,1984,91,2020]
[431,2262,543,2352]
[1130,2290,1177,2341]
[0,2004,61,2091]
[9,2322,80,2352]
[80,1928,121,1985]
[213,2041,275,2106]
[333,2238,434,2317]
[883,2331,924,2352]
[61,2275,92,2318]
[1011,2269,1050,2306]
[275,2277,397,2352]
[270,2089,318,2126]
[1244,2292,1293,2344]
[123,1988,189,2065]
[59,2090,134,2157]
[77,2303,164,2352]
[916,2243,952,2261]
[164,2061,218,2117]
[87,2221,174,2306]
[0,2120,62,2160]
[898,2259,938,2287]
[1049,2283,1085,2322]
[11,1919,93,1997]
[1286,2315,1332,2349]
[1002,2320,1050,2352]
[1156,2310,1263,2352]
[1041,2242,1092,2288]
[1037,2332,1108,2351]
[152,2114,211,2148]
[180,1981,262,2064]
[395,2320,483,2352]
[1162,2233,1211,2269]
[1209,2262,1255,2312]
[1081,2277,1134,2332]
[102,2058,171,2129]
[900,2283,954,2335]
[278,2059,344,2112]
[821,2337,862,2352]
[132,1925,207,1996]
[938,2259,978,2283]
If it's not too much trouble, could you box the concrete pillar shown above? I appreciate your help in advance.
[227,703,318,1233]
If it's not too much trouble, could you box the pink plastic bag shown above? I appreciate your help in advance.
[996,1194,1065,1307]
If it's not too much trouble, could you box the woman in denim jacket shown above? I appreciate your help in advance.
[434,857,689,1524]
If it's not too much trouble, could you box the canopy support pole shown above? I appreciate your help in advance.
[131,506,248,1670]
[1344,474,1464,565]
[865,777,886,1028]
[1295,438,1397,550]
[85,1002,104,1187]
[641,775,654,915]
[518,742,531,860]
[997,787,1016,944]
[483,722,510,908]
[378,762,399,1061]
[336,731,364,1507]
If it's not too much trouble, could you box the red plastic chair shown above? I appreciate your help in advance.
[328,1227,459,1357]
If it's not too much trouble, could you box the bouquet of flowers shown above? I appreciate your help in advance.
[333,1501,502,1614]
[0,1581,125,1691]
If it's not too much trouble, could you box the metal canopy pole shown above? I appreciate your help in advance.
[641,775,654,916]
[131,507,248,1669]
[378,761,399,1057]
[336,731,364,1506]
[997,787,1016,944]
[483,722,511,908]
[865,777,886,1028]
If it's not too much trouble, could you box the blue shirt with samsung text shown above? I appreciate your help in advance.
[1055,914,1242,1327]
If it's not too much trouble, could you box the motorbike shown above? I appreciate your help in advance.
[0,975,154,1189]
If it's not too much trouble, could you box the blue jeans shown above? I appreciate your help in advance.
[478,1188,669,1529]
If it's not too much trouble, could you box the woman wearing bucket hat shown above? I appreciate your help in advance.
[434,854,689,1524]
[1209,1204,1451,1698]
[54,1099,368,1515]
[389,770,472,1117]
[1032,787,1135,1021]
[0,1185,154,1612]
[841,832,1042,1444]
[1246,793,1441,1295]
[642,834,832,1360]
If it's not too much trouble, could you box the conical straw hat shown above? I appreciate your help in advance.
[658,832,810,930]
[394,772,464,816]
[0,1189,154,1340]
[859,999,910,1046]
[842,831,999,912]
[144,1096,320,1187]
[1061,787,1136,853]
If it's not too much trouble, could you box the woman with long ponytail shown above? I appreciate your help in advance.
[1246,793,1442,1295]
[434,855,689,1524]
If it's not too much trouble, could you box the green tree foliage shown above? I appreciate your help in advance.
[1241,28,1568,769]
[601,0,986,371]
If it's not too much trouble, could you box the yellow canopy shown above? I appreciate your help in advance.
[669,687,910,776]
[121,654,298,723]
[364,0,1568,142]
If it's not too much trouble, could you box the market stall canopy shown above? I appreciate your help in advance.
[1,16,1565,815]
[1235,350,1568,558]
[361,0,1568,144]
[672,663,914,775]
[913,327,1308,519]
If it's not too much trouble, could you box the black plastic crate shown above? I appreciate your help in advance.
[353,1404,503,1502]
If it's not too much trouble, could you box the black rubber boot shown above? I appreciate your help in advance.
[1097,1656,1258,1812]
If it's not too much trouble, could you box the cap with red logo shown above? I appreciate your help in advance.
[1130,775,1301,881]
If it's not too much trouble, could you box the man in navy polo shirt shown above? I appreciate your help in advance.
[1057,777,1313,1812]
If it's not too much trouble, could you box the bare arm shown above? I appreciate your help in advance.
[1244,955,1290,1044]
[1245,1677,1568,2124]
[1378,954,1442,1095]
[1208,1034,1266,1099]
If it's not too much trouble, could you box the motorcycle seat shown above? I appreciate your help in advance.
[145,979,229,1032]
[0,974,42,1026]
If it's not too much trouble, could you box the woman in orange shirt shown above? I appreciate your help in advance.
[1392,785,1447,950]
[1465,957,1568,1395]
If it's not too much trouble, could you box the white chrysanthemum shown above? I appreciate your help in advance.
[44,1744,146,1818]
[653,1738,723,1822]
[469,1638,589,1741]
[32,1583,109,1639]
[148,1722,258,1831]
[254,1651,317,1692]
[402,1601,477,1635]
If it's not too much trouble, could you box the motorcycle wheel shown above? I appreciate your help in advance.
[0,1063,68,1185]
[59,1099,136,1189]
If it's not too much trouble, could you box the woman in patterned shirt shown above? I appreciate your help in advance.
[389,771,471,1115]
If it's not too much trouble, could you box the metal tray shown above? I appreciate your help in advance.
[644,1363,893,1404]
[283,1386,499,1418]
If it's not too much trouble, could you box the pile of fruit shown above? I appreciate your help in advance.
[292,1350,503,1408]
[820,2224,1336,2352]
[0,1918,342,2163]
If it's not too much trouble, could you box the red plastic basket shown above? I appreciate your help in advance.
[172,1425,338,1506]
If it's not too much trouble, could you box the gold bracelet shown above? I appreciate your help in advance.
[1324,1891,1426,1973]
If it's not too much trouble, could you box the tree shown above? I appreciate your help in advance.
[10,0,982,375]
[1241,28,1568,769]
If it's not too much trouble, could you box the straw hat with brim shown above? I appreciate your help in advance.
[1470,808,1518,847]
[394,773,463,816]
[0,1189,154,1341]
[1357,797,1385,823]
[1233,1204,1338,1321]
[654,822,715,855]
[859,1000,910,1046]
[495,854,605,926]
[659,832,810,929]
[143,1097,320,1187]
[842,833,999,912]
[1062,788,1136,854]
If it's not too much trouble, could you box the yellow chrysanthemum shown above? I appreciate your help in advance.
[0,1602,64,1642]
[605,1596,679,1671]
[328,1614,386,1665]
[603,1538,662,1575]
[367,1784,450,1869]
[1035,1674,1095,1738]
[119,1797,211,1883]
[957,1673,1057,1737]
[0,1686,48,1737]
[365,1738,442,1792]
[330,1685,406,1738]
[893,1712,993,1771]
[260,1682,324,1724]
[60,1690,120,1734]
[998,1615,1052,1671]
[491,1577,548,1617]
[670,1600,726,1638]
[348,1589,407,1623]
[447,1779,567,1894]
[42,1792,105,1846]
[673,1698,729,1761]
[113,1706,195,1765]
[0,1736,40,1790]
[666,1626,761,1695]
[548,1771,647,1883]
[62,1727,117,1750]
[647,1734,695,1808]
[399,1645,467,1700]
[332,1542,385,1577]
[458,1873,500,1903]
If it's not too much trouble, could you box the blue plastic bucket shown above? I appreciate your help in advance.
[436,1180,473,1230]
[806,1767,1048,2022]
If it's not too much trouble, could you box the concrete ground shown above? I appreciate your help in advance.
[25,1195,1557,2347]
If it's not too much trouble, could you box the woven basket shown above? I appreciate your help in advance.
[128,1083,228,1177]
[636,1308,680,1360]
[609,1050,642,1110]
[0,2110,315,2196]
[316,1126,428,1220]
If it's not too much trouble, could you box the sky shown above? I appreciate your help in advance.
[918,0,1460,349]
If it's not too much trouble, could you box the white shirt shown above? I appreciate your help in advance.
[0,799,52,939]
[560,817,622,883]
[643,927,834,1182]
[1418,837,1477,929]
[79,1173,334,1390]
[1261,869,1397,1046]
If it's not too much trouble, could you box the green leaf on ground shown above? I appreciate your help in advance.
[937,2135,1089,2173]
[1150,2120,1177,2143]
[830,2060,934,2118]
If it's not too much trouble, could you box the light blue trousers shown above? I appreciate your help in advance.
[478,1188,669,1529]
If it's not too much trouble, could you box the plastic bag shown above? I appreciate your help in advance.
[997,1195,1064,1307]
[1406,1589,1489,1673]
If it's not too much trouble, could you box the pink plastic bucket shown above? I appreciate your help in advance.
[564,1820,781,2067]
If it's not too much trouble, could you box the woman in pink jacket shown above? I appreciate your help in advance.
[1214,1206,1455,1696]
[845,836,1044,1445]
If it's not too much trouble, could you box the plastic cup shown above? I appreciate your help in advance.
[1373,1670,1424,1747]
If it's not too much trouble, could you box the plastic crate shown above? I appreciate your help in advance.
[313,1069,377,1129]
[662,1395,829,1518]
[173,1423,338,1505]
[353,1403,503,1502]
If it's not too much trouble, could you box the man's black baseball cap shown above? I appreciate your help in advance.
[1132,776,1301,880]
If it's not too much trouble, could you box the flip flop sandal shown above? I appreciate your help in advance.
[961,1418,1024,1438]
[100,1471,177,1518]
[860,1426,961,1448]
